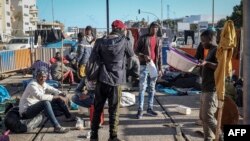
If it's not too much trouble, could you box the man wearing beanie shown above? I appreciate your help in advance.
[90,20,134,141]
[135,21,163,119]
[19,67,73,133]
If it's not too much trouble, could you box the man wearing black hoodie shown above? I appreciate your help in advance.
[90,20,134,141]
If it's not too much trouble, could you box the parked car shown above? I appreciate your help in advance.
[4,37,37,50]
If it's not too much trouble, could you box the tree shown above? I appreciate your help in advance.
[216,18,227,28]
[216,0,242,28]
[227,0,242,27]
[190,24,198,31]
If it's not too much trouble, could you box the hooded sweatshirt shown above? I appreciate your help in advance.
[94,34,134,86]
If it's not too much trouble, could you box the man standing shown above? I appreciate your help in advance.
[198,30,223,141]
[77,26,96,79]
[135,22,163,119]
[90,20,134,141]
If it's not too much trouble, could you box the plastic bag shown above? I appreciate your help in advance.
[0,130,10,141]
[147,60,158,78]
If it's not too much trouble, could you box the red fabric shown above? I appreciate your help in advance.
[89,105,104,125]
[150,36,157,62]
[50,57,69,64]
[63,70,74,84]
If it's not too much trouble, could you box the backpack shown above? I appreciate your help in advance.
[85,39,102,81]
[4,107,27,133]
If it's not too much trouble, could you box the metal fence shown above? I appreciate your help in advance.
[0,47,71,74]
[0,49,31,73]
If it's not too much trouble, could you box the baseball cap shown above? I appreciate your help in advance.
[111,20,126,29]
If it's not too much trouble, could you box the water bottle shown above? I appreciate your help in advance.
[75,117,84,130]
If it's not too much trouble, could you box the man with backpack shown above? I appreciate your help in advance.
[89,20,134,141]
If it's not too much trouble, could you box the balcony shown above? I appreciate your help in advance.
[29,6,38,14]
[30,17,39,23]
[10,5,15,11]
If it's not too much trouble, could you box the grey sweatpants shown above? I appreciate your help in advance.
[200,91,219,141]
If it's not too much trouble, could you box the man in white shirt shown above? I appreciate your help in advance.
[19,68,72,133]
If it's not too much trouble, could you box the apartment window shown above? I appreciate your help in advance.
[24,13,29,17]
[7,22,10,27]
[6,11,10,16]
[24,5,29,8]
[6,0,9,4]
[25,22,29,25]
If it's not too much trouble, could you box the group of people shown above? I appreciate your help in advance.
[17,19,223,141]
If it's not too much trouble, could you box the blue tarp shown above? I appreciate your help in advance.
[44,39,78,51]
[0,85,11,103]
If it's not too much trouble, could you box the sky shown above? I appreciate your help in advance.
[37,0,241,29]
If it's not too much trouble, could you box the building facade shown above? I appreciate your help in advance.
[11,0,38,36]
[0,0,12,42]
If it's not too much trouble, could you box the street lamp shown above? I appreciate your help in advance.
[138,9,160,23]
[138,9,163,36]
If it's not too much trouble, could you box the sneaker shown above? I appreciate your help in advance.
[54,127,70,133]
[136,110,143,119]
[108,137,125,141]
[147,109,158,116]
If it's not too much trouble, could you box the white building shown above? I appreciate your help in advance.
[0,0,12,42]
[11,0,38,36]
[182,15,226,24]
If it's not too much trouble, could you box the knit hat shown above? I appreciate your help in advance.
[112,20,126,29]
[36,66,48,77]
[85,25,93,31]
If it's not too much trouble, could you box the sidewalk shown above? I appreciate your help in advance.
[1,74,204,141]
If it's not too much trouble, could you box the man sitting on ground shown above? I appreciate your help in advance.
[19,67,75,133]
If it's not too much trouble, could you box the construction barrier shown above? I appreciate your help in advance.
[0,47,71,74]
[0,49,31,74]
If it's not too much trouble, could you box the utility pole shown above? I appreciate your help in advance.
[51,0,54,28]
[212,0,214,27]
[161,0,163,27]
[243,0,250,124]
[106,0,110,34]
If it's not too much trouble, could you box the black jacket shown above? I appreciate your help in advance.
[135,34,162,70]
[95,34,134,86]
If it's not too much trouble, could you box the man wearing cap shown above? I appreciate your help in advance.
[90,20,134,141]
[135,21,163,119]
[19,68,73,133]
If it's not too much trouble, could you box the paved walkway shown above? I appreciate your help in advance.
[1,74,207,141]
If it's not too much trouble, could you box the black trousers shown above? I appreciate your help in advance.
[91,82,122,139]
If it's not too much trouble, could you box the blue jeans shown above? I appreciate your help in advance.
[71,92,94,108]
[138,65,157,111]
[22,100,60,127]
